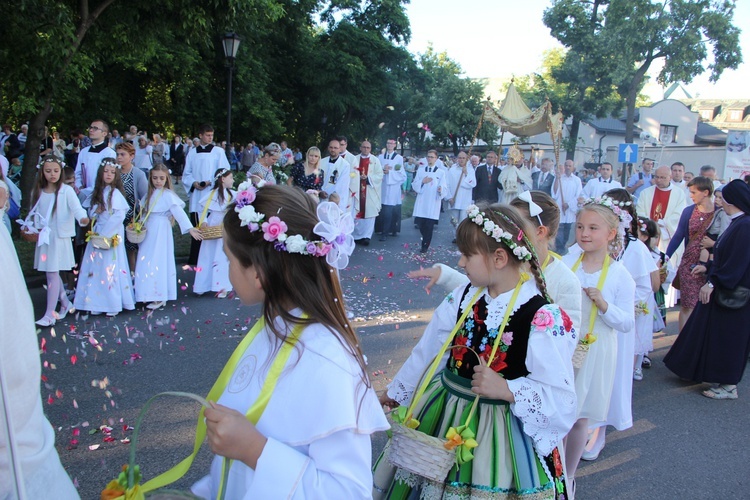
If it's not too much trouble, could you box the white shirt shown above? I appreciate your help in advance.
[379,151,406,206]
[581,176,623,199]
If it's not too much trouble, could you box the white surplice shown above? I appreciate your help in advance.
[412,164,448,220]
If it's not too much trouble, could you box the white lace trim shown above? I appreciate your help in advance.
[510,382,574,457]
[388,379,414,406]
[460,280,540,332]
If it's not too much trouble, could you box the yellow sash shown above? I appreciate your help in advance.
[572,254,611,334]
[141,317,305,493]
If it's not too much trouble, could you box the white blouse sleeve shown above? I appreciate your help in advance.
[169,202,194,234]
[506,304,577,456]
[599,268,636,332]
[386,288,463,404]
[247,431,374,499]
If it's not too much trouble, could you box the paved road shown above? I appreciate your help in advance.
[27,205,749,499]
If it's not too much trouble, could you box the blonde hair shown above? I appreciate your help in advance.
[577,203,622,256]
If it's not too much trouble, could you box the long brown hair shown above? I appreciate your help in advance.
[223,184,369,386]
[456,203,550,302]
[31,155,64,213]
[90,158,125,214]
[211,168,234,205]
[143,163,173,213]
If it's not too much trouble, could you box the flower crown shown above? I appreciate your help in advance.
[214,168,230,180]
[234,181,355,269]
[465,205,533,261]
[38,156,66,169]
[99,158,119,169]
[582,196,633,230]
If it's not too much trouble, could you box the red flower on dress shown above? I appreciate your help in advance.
[552,448,563,477]
[453,335,469,362]
[481,349,508,372]
[560,308,573,332]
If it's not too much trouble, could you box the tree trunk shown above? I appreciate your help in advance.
[20,101,53,209]
[565,116,580,162]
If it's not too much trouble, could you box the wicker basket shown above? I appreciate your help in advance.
[387,421,455,483]
[126,225,147,244]
[572,343,590,369]
[21,229,39,243]
[89,234,111,250]
[199,223,223,240]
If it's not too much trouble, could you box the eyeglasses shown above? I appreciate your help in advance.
[89,125,103,131]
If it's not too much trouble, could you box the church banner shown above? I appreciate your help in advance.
[724,130,750,181]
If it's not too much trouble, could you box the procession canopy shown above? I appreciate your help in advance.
[483,82,564,139]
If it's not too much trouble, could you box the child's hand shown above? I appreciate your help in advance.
[471,359,513,402]
[189,228,204,240]
[204,401,267,469]
[406,266,441,294]
[379,391,399,410]
[584,287,608,313]
[80,217,90,226]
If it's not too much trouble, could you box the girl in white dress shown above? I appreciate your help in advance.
[580,189,658,462]
[134,164,202,310]
[154,183,386,498]
[74,158,135,316]
[194,168,235,297]
[24,155,90,326]
[562,199,635,485]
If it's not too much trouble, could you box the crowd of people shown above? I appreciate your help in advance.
[2,119,750,499]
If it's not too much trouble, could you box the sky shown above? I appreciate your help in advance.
[404,0,750,101]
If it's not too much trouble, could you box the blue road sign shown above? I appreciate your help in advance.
[618,143,639,163]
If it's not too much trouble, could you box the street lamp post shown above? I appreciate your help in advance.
[221,32,241,162]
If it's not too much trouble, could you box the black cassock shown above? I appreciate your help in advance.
[664,215,750,384]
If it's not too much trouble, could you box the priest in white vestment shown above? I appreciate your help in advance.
[413,150,448,253]
[552,160,583,255]
[319,139,351,212]
[446,151,477,227]
[580,162,623,200]
[377,140,406,240]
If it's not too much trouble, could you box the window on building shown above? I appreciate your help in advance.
[699,109,714,121]
[727,109,744,122]
[659,125,677,144]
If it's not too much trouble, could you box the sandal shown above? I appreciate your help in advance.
[702,385,738,400]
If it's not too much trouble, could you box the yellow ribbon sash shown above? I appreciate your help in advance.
[141,317,305,494]
[572,254,611,336]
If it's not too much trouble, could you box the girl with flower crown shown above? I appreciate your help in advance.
[561,198,635,486]
[73,158,135,317]
[374,203,577,499]
[193,168,235,298]
[22,155,90,326]
[183,184,387,498]
[134,164,202,310]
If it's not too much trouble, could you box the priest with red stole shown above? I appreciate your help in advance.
[636,165,688,254]
[349,140,383,245]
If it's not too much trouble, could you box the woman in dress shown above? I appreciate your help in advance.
[151,133,166,166]
[664,180,750,399]
[115,142,148,273]
[666,176,715,331]
[287,146,323,193]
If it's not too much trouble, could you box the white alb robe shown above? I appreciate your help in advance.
[319,156,351,212]
[581,177,623,199]
[412,164,448,220]
[446,165,477,210]
[183,145,231,213]
[379,151,406,206]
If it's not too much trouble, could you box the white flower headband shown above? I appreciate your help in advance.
[581,196,634,250]
[465,204,533,262]
[234,181,355,269]
[37,156,66,169]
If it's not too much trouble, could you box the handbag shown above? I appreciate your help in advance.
[7,197,20,220]
[714,285,750,310]
[672,272,680,291]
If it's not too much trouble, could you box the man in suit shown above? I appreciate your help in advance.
[531,157,555,194]
[472,150,501,203]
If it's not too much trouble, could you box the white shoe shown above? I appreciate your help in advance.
[57,303,73,320]
[217,290,228,299]
[147,301,166,310]
[106,312,118,317]
[35,316,56,327]
[633,368,643,381]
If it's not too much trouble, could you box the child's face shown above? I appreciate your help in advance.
[222,173,234,189]
[151,171,168,189]
[102,166,117,186]
[63,174,75,187]
[715,191,724,208]
[576,210,616,253]
[116,150,134,166]
[458,252,493,288]
[224,240,265,306]
[43,163,62,184]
